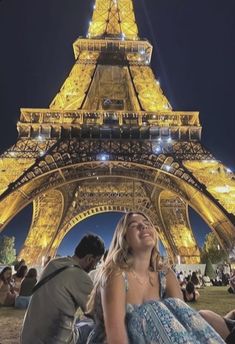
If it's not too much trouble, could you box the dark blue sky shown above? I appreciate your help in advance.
[4,208,209,256]
[0,0,235,256]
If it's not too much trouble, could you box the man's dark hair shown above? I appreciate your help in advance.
[75,234,105,258]
[186,281,195,294]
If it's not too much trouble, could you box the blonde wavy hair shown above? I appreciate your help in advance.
[86,211,162,317]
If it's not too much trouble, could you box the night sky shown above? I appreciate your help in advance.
[0,1,235,256]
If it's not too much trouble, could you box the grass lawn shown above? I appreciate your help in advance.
[191,286,235,315]
[0,286,234,343]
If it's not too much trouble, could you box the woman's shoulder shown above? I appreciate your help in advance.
[157,263,172,276]
[101,269,128,291]
[103,269,126,284]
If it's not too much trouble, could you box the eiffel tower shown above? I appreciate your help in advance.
[0,0,235,265]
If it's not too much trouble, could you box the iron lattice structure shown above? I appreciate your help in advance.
[1,0,235,265]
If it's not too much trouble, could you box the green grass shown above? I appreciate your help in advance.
[0,287,234,321]
[0,287,233,344]
[191,286,234,315]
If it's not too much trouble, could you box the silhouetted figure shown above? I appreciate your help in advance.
[14,259,26,272]
[15,268,37,309]
[191,271,201,288]
[13,265,28,294]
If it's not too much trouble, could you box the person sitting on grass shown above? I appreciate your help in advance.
[203,274,212,287]
[199,309,235,344]
[228,269,235,294]
[0,266,16,306]
[13,265,28,294]
[15,268,37,309]
[21,234,105,344]
[14,259,26,273]
[86,211,225,344]
[191,271,201,288]
[177,271,186,287]
[182,281,200,302]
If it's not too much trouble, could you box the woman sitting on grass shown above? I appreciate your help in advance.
[182,281,200,302]
[0,267,16,306]
[191,271,201,288]
[12,265,28,294]
[15,268,37,309]
[86,211,225,344]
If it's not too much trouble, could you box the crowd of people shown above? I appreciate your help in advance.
[176,262,235,294]
[0,260,37,308]
[1,211,235,343]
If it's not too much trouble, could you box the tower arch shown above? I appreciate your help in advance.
[0,0,234,265]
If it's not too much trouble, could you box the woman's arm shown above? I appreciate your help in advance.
[195,290,200,301]
[165,268,183,300]
[101,272,129,344]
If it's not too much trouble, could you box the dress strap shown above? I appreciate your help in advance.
[158,270,167,299]
[121,271,129,292]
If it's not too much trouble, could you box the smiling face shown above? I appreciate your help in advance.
[125,213,157,252]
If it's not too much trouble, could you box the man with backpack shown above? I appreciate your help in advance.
[21,234,105,344]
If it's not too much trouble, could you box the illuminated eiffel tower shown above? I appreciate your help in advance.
[0,0,235,265]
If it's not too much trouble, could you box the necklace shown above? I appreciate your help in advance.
[131,270,151,286]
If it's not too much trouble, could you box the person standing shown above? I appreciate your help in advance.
[21,234,105,344]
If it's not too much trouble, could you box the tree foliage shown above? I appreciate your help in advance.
[0,235,16,265]
[204,256,216,279]
[201,232,228,264]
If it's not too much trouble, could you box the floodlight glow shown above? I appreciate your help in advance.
[39,151,45,157]
[215,185,230,193]
[98,154,109,161]
[154,146,161,153]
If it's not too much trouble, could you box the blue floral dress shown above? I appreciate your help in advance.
[87,271,225,344]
